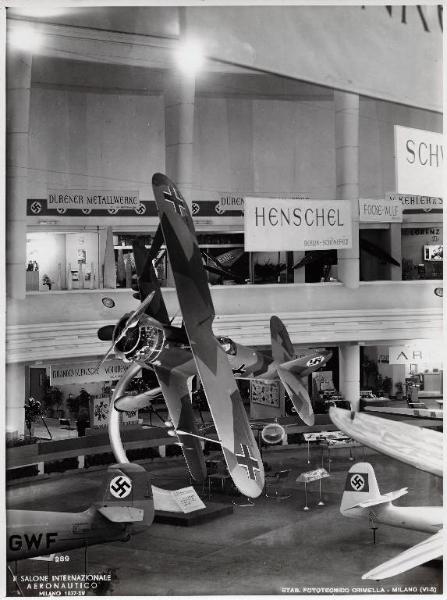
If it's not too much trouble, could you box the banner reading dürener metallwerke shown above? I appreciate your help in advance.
[48,189,140,211]
[244,198,352,251]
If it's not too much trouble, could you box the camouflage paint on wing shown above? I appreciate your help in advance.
[154,360,207,483]
[277,366,315,426]
[132,236,170,325]
[270,315,294,363]
[152,173,264,498]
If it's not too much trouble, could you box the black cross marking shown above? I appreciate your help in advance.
[163,186,186,216]
[350,474,365,491]
[110,476,132,498]
[235,444,260,481]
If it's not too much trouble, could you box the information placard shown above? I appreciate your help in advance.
[244,198,352,251]
[171,487,206,514]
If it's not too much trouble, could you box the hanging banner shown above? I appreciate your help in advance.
[389,342,444,364]
[244,198,352,251]
[358,198,402,223]
[394,127,444,198]
[187,5,442,111]
[50,361,138,386]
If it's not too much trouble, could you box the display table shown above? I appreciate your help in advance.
[320,438,364,472]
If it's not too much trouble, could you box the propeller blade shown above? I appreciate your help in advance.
[94,342,117,373]
[122,290,156,331]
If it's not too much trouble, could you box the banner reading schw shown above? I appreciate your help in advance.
[244,198,352,251]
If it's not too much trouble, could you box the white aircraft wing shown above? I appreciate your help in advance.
[329,407,443,477]
[362,530,443,580]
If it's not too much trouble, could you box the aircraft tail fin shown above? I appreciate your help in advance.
[270,316,294,363]
[341,462,385,516]
[95,463,154,526]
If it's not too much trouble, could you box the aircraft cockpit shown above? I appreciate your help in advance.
[217,336,237,356]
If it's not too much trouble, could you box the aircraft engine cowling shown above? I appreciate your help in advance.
[113,313,166,364]
[261,422,286,445]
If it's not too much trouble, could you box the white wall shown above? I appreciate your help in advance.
[27,84,443,222]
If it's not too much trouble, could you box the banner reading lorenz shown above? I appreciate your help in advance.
[244,198,352,251]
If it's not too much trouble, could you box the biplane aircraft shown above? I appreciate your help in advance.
[97,173,265,498]
[97,174,331,495]
[330,407,443,580]
[7,463,153,562]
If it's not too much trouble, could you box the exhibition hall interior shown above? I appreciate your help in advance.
[4,4,443,598]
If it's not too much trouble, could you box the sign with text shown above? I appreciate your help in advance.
[50,361,138,385]
[389,342,444,364]
[48,190,140,213]
[244,198,352,251]
[216,194,245,213]
[395,126,444,198]
[386,192,443,212]
[358,198,402,223]
[250,380,280,408]
[172,487,206,514]
[90,397,138,428]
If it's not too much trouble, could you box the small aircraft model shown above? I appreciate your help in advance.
[7,463,153,561]
[341,462,443,580]
[217,318,331,426]
[294,240,400,272]
[97,173,265,498]
[201,247,246,284]
[330,407,443,579]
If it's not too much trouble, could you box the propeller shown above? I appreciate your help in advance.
[95,291,158,372]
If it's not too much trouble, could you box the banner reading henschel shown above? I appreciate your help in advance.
[244,198,352,251]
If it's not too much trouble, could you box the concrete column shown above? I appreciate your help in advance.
[164,73,195,210]
[334,91,360,289]
[339,343,360,411]
[6,51,32,299]
[389,223,403,280]
[6,363,26,437]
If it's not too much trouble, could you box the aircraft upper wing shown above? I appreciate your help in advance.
[152,173,264,498]
[362,530,443,580]
[329,407,443,477]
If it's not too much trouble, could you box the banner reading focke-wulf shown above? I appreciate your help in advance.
[244,198,352,252]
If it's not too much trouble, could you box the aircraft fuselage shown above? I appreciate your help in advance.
[370,504,443,535]
[7,507,134,561]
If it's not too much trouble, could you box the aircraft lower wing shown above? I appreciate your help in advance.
[153,358,207,483]
[329,407,443,477]
[152,173,264,498]
[362,530,443,580]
